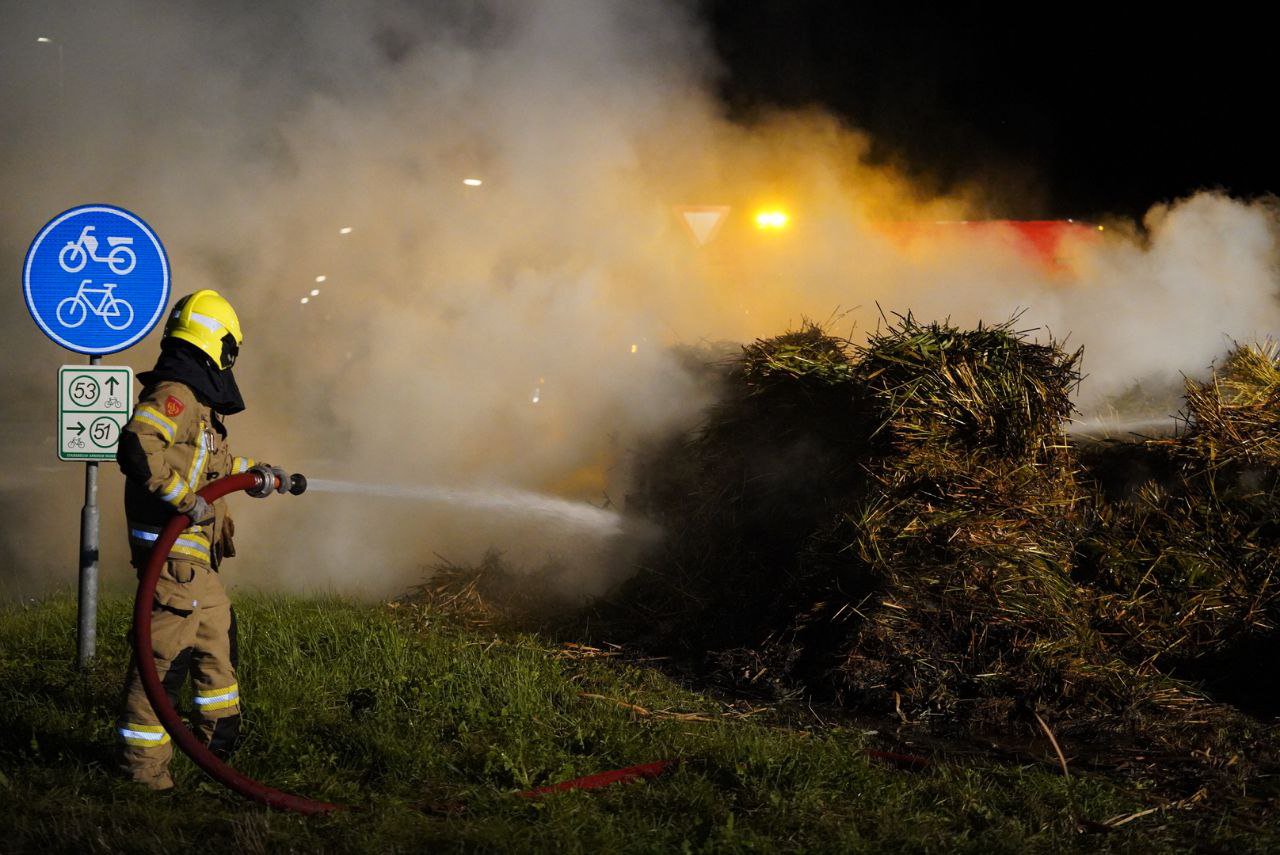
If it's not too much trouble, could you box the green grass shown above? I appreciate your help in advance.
[0,592,1274,853]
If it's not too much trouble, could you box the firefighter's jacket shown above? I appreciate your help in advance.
[117,380,257,607]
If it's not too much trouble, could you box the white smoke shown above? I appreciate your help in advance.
[0,1,1276,599]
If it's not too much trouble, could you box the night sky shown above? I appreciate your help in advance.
[709,3,1277,219]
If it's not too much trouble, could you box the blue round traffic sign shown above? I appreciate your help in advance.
[24,204,171,355]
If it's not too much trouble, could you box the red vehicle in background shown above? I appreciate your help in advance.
[874,219,1102,272]
[678,204,1103,274]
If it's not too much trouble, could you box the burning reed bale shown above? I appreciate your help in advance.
[1174,341,1280,470]
[611,326,849,634]
[854,314,1080,460]
[611,323,878,656]
[619,317,1092,708]
[806,316,1106,727]
[614,318,1279,759]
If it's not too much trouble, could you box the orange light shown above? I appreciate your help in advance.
[754,209,789,230]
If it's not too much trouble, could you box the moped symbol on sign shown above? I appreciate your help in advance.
[24,205,170,355]
[58,225,137,276]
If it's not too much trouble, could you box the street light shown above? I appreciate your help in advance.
[36,35,64,129]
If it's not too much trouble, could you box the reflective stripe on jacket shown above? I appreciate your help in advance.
[117,380,256,569]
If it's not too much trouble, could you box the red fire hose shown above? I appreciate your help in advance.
[133,474,686,814]
[132,470,343,815]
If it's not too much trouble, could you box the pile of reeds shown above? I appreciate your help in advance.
[613,320,1280,753]
[617,318,1097,714]
[611,324,874,655]
[1081,483,1280,665]
[1175,342,1280,469]
[802,317,1128,729]
[855,314,1080,459]
[1077,343,1280,686]
[740,324,859,390]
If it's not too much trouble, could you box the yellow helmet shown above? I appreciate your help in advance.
[164,290,243,369]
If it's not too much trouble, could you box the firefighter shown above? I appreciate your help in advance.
[115,289,291,791]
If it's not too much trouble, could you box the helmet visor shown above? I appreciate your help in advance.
[220,333,240,370]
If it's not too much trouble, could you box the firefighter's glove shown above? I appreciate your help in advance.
[247,465,278,498]
[188,495,215,526]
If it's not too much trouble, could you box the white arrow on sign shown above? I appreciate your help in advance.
[674,206,731,247]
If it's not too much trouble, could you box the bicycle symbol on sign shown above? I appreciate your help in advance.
[59,226,136,276]
[56,280,135,331]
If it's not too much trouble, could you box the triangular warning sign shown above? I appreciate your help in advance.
[675,206,730,246]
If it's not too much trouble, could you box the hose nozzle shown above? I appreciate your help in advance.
[249,467,308,497]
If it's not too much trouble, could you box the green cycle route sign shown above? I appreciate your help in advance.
[59,365,133,461]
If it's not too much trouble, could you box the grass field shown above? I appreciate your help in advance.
[1,591,1275,853]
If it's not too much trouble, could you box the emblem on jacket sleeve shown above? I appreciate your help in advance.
[164,395,185,417]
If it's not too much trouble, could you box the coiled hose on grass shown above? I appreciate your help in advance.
[132,470,342,815]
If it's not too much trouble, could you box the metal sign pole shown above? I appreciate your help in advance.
[76,353,101,669]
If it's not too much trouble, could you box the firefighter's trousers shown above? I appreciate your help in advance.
[117,560,241,790]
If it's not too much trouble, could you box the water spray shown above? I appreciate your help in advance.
[1065,416,1179,437]
[306,478,623,536]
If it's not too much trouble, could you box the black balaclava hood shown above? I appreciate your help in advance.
[139,338,246,416]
